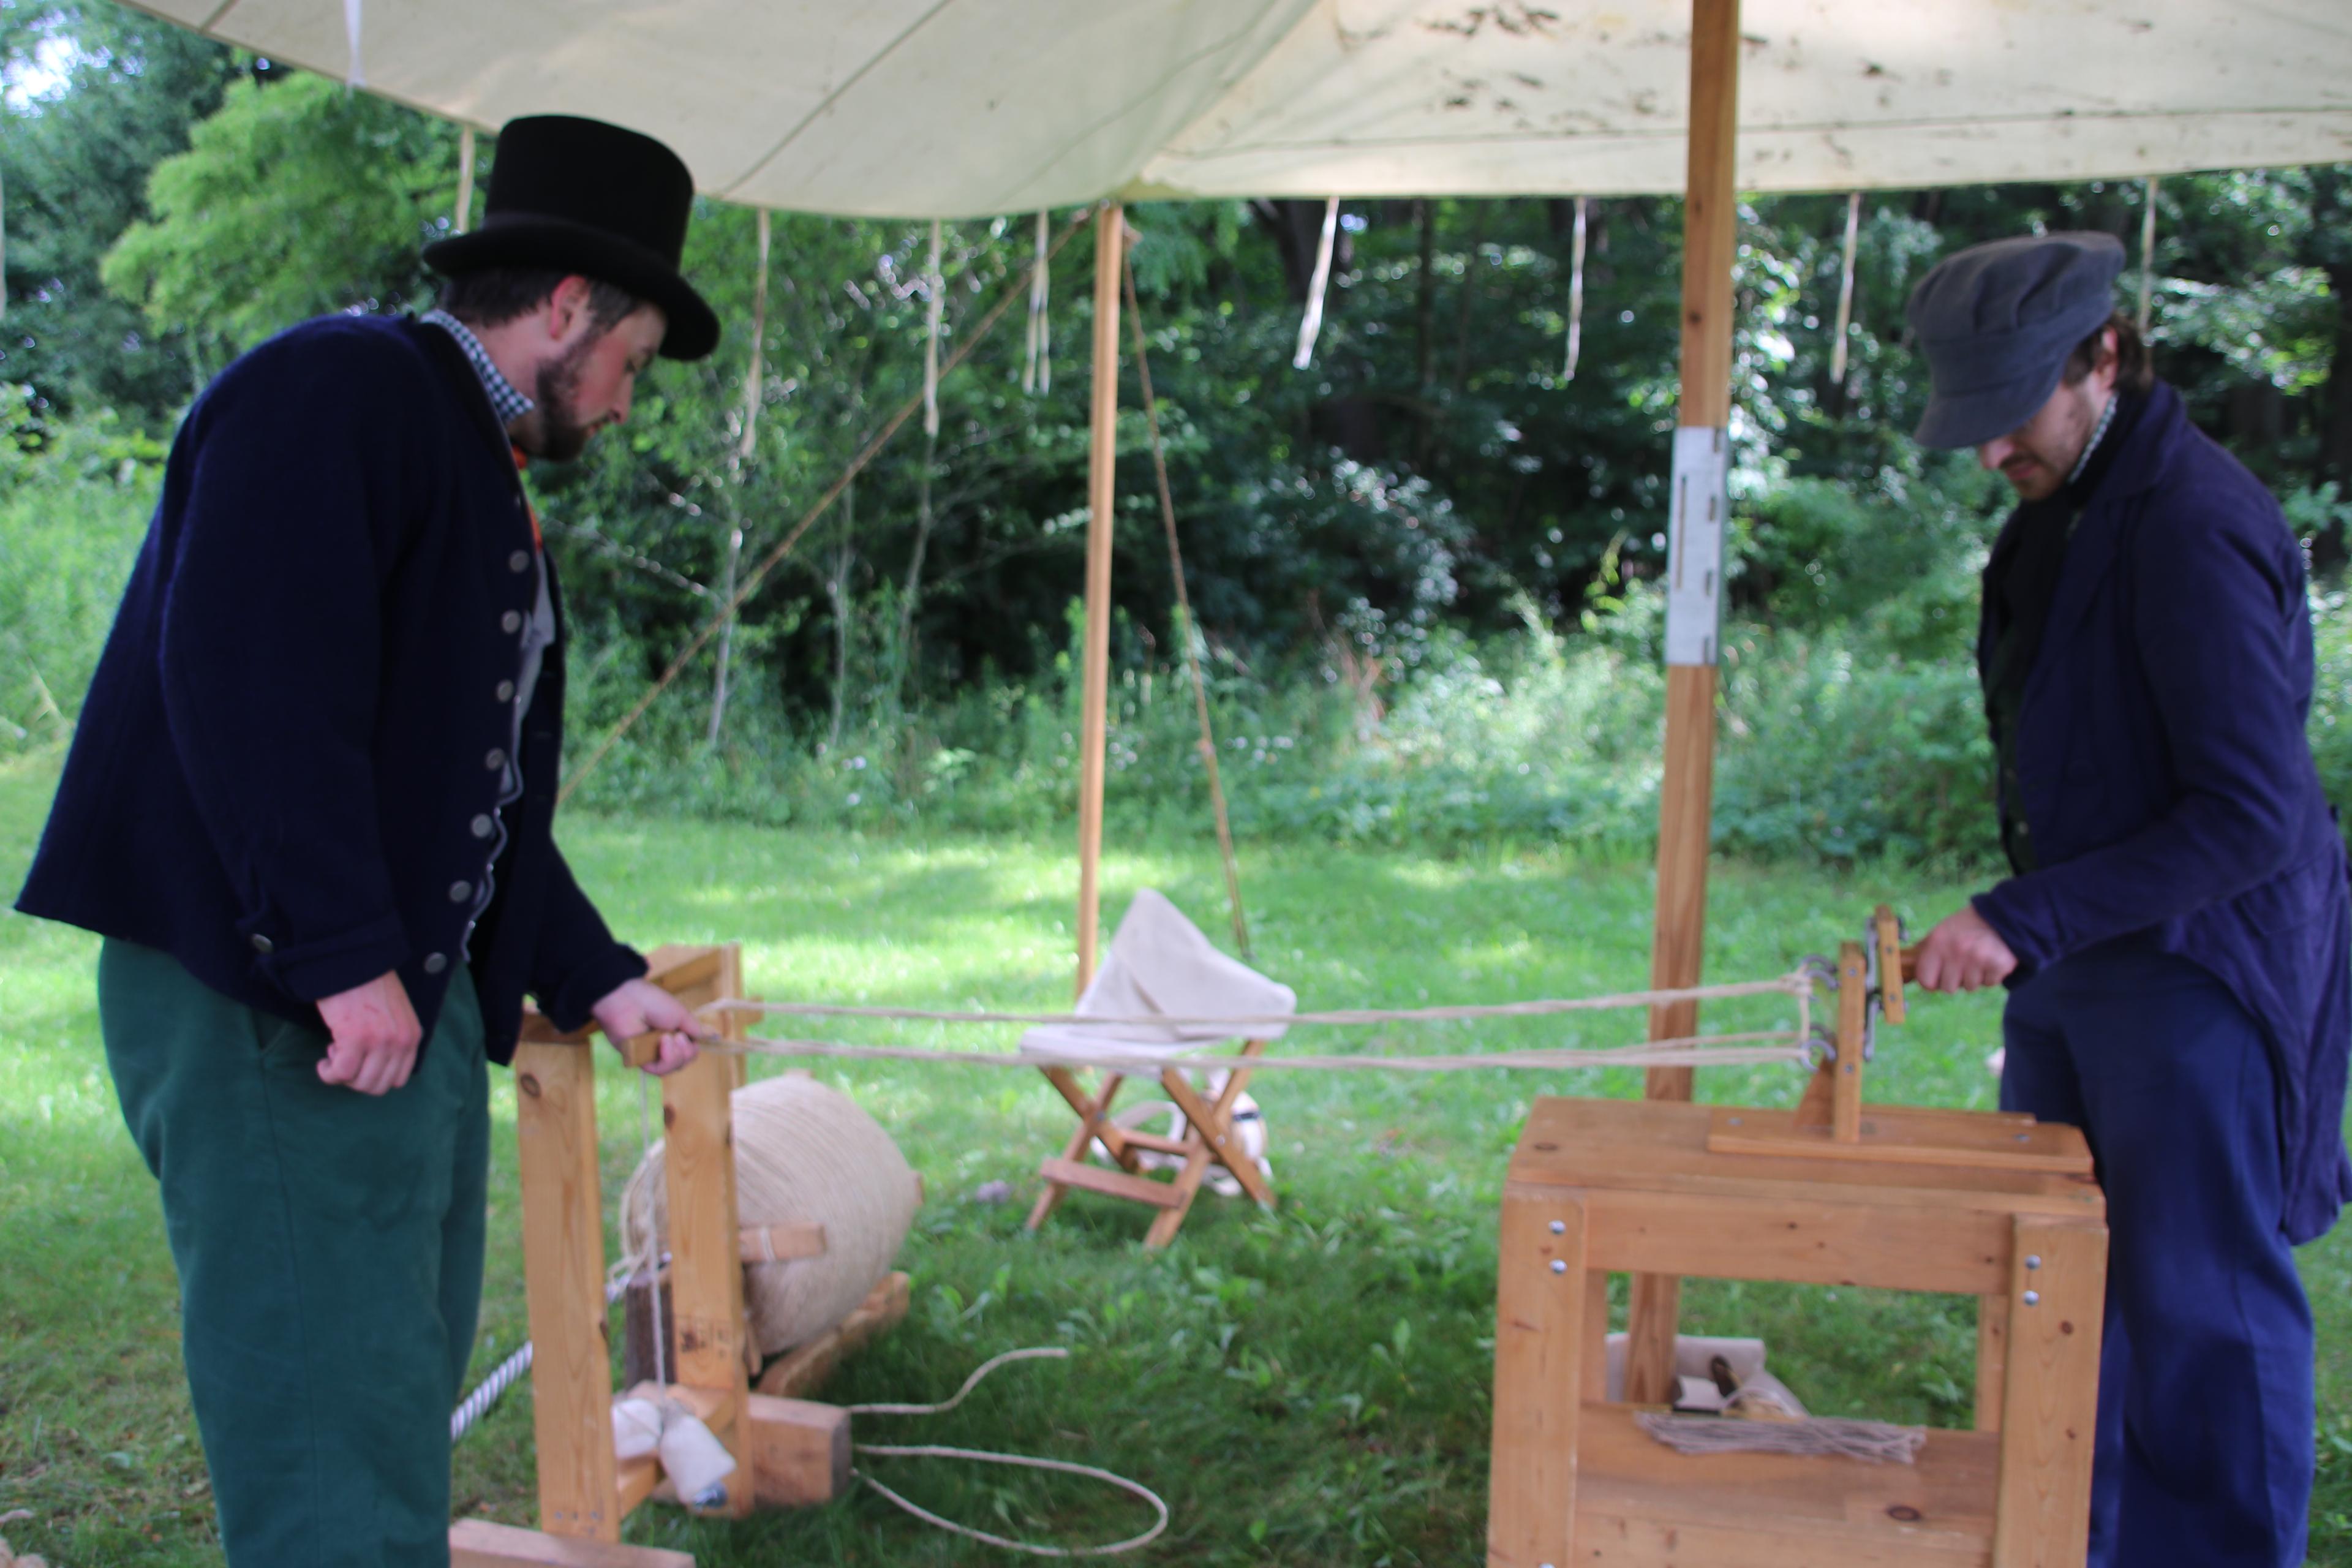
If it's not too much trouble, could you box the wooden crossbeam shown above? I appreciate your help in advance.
[449,1520,690,1568]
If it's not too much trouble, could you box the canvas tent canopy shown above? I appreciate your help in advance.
[112,0,2352,1415]
[125,0,2352,216]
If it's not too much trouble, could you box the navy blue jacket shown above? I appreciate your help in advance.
[16,315,645,1065]
[1973,380,2351,1244]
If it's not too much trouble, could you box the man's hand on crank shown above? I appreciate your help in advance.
[592,978,709,1075]
[1913,904,2018,993]
[317,971,424,1094]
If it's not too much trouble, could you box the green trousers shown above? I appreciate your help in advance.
[99,941,489,1568]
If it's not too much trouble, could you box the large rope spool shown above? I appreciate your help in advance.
[622,1071,919,1358]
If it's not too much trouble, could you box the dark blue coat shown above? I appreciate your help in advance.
[1973,380,2351,1244]
[16,315,645,1065]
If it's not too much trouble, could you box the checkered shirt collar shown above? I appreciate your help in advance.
[422,309,535,428]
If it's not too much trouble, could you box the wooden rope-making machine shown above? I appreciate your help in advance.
[453,905,2106,1568]
[450,943,901,1568]
[1488,909,2106,1568]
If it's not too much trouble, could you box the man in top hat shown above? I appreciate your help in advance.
[1904,233,2350,1566]
[17,115,723,1566]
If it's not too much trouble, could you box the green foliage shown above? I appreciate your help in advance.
[0,2,243,419]
[0,385,157,748]
[101,72,456,352]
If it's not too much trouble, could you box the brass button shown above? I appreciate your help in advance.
[249,932,274,955]
[470,814,494,839]
[423,952,448,974]
[448,880,473,903]
[496,680,515,703]
[485,748,506,771]
[501,610,523,634]
[508,550,531,573]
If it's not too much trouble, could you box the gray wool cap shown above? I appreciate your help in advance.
[1904,232,2125,449]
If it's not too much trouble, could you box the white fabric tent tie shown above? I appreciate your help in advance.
[1292,195,1340,369]
[342,0,364,88]
[1563,195,1587,380]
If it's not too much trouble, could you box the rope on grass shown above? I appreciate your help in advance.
[846,1348,1170,1557]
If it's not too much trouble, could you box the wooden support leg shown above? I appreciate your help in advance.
[1976,1291,2009,1433]
[1028,1069,1135,1230]
[513,1041,622,1542]
[450,1518,692,1567]
[1831,940,1868,1143]
[1992,1217,2108,1567]
[662,1031,754,1518]
[1141,1135,1213,1251]
[1583,1270,1611,1398]
[1161,1063,1274,1208]
[1488,1190,1588,1568]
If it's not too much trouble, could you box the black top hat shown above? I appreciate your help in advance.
[423,115,720,361]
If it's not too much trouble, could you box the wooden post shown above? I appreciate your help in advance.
[513,1040,620,1541]
[1993,1218,2108,1564]
[660,947,754,1517]
[1074,203,1123,995]
[1487,1191,1588,1566]
[1831,940,1868,1142]
[1625,0,1741,1408]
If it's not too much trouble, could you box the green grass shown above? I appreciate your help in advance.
[2,751,2346,1565]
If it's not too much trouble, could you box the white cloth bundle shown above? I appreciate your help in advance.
[1019,890,1295,1068]
[611,1395,737,1508]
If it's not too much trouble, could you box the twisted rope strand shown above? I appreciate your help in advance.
[702,968,1811,1031]
[722,1028,1811,1074]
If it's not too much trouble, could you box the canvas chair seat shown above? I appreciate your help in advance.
[1023,889,1293,1248]
[1018,888,1295,1068]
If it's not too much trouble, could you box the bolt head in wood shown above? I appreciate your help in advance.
[2022,1289,2041,1306]
[1549,1259,1567,1274]
[1549,1219,1567,1234]
[2026,1254,2042,1270]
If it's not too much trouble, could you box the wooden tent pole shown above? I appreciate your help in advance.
[1624,0,1740,1408]
[1074,203,1124,995]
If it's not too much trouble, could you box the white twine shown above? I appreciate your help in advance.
[1023,210,1052,394]
[848,1348,1170,1556]
[706,970,1811,1031]
[703,970,1814,1074]
[726,1030,1809,1074]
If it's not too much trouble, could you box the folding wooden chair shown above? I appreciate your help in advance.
[1023,889,1294,1248]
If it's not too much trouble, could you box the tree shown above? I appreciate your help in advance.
[0,1,242,423]
[102,70,458,355]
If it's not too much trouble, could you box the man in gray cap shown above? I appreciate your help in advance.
[1905,232,2349,1567]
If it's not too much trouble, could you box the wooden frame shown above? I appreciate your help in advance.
[469,943,895,1567]
[1030,1042,1275,1248]
[1487,917,2111,1568]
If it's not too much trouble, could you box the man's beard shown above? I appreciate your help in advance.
[530,334,604,462]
